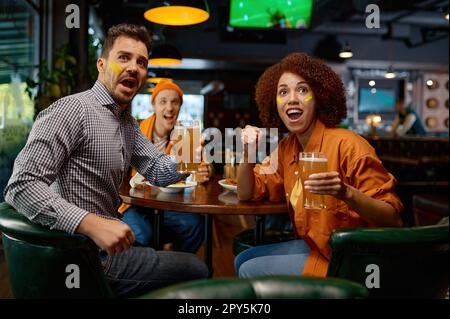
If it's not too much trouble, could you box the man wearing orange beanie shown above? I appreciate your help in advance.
[119,80,211,253]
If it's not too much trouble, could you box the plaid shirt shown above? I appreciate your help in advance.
[4,81,183,234]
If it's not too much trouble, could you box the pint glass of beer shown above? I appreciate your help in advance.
[299,152,328,209]
[173,120,201,173]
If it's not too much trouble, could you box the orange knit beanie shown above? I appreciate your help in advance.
[151,80,183,105]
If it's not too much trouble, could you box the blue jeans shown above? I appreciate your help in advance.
[264,213,293,232]
[234,240,311,278]
[121,206,204,253]
[100,247,208,298]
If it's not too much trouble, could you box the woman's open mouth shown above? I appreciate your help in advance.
[286,108,303,122]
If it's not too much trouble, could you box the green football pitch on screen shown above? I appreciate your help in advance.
[229,0,313,29]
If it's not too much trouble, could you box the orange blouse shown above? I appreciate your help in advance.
[251,120,404,277]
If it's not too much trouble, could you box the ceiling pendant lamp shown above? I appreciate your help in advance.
[147,77,173,84]
[148,43,182,66]
[144,0,210,26]
[384,66,396,79]
[339,41,353,59]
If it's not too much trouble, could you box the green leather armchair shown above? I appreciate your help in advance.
[142,276,368,299]
[0,202,114,298]
[1,202,370,299]
[327,226,449,298]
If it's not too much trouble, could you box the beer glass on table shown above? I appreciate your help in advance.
[299,152,328,209]
[223,148,237,181]
[173,120,201,174]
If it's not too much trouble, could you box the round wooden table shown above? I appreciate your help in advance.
[119,174,288,276]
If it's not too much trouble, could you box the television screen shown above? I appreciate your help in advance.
[131,94,152,120]
[358,88,396,114]
[229,0,313,29]
[358,88,397,120]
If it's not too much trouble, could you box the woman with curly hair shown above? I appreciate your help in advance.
[236,53,403,278]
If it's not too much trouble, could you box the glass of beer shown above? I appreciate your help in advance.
[173,120,201,174]
[299,152,328,209]
[223,149,237,180]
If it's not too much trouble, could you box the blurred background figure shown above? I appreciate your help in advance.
[390,96,426,137]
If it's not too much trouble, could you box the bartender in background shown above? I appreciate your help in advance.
[390,96,426,137]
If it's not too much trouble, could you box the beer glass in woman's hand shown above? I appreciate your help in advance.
[299,152,328,209]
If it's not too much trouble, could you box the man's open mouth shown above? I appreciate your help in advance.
[163,114,175,121]
[120,78,137,89]
[286,108,303,121]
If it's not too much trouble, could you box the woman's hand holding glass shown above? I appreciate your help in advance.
[303,171,350,201]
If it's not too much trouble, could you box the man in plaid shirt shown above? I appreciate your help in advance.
[4,23,208,297]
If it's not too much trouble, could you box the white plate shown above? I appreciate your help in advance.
[218,179,238,192]
[146,180,197,193]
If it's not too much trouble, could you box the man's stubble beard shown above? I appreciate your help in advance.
[111,80,144,106]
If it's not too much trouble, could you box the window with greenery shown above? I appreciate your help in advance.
[0,0,39,200]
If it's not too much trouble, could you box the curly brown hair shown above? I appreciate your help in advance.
[255,53,347,129]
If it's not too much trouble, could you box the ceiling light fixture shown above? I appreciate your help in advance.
[384,66,396,79]
[147,77,173,84]
[339,41,353,59]
[148,44,182,66]
[144,0,210,26]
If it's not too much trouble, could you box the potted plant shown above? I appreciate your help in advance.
[25,45,77,119]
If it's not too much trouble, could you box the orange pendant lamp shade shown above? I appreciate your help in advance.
[148,43,182,66]
[147,77,173,84]
[144,0,209,26]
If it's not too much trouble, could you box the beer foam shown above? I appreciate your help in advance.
[300,157,328,162]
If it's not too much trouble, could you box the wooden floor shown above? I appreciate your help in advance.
[0,215,252,299]
[200,215,254,278]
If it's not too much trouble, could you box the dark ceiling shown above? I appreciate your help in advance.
[91,0,449,61]
[0,0,448,86]
[88,0,449,93]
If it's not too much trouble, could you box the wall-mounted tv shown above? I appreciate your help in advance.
[229,0,313,29]
[359,88,396,114]
[357,79,405,121]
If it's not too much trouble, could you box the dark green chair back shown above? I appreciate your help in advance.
[0,202,114,298]
[143,275,368,299]
[327,226,449,298]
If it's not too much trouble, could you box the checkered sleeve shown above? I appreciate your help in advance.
[131,123,185,187]
[3,97,90,234]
